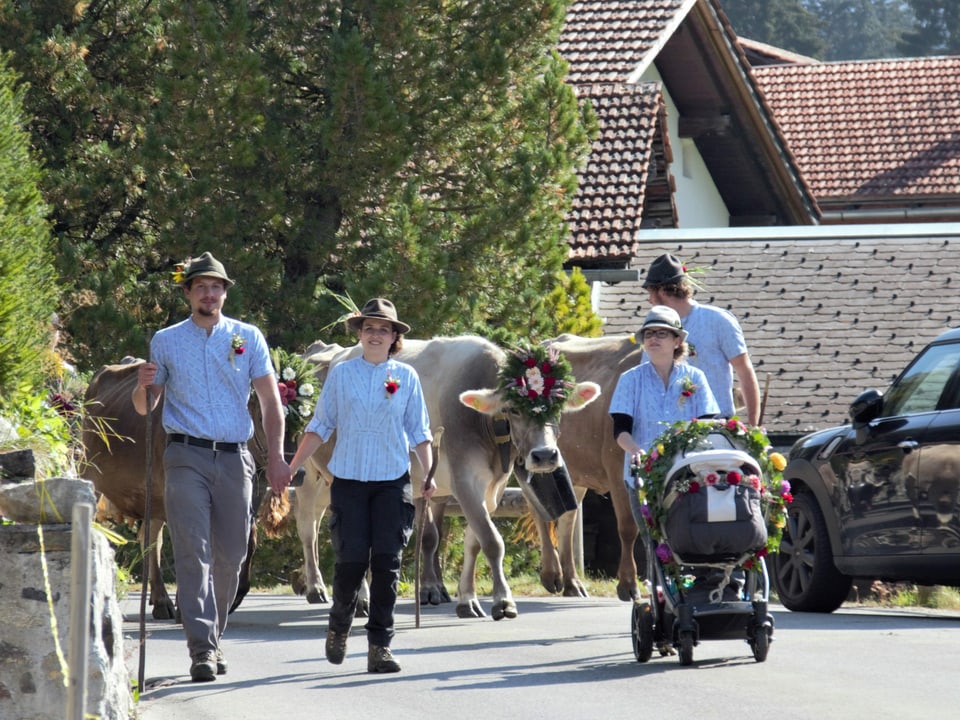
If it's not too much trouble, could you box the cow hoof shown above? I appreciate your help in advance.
[152,600,177,621]
[357,599,370,618]
[540,575,563,594]
[491,600,518,621]
[617,581,640,603]
[456,601,486,618]
[306,588,329,604]
[291,570,306,596]
[420,586,448,606]
[562,582,588,598]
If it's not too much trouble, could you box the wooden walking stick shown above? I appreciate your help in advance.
[137,333,154,694]
[758,372,772,427]
[415,429,442,629]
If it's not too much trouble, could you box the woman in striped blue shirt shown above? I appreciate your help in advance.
[289,298,434,674]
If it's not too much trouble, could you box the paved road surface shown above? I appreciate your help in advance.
[123,592,960,720]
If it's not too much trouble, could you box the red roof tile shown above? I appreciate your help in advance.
[754,57,960,204]
[558,0,691,84]
[567,83,675,264]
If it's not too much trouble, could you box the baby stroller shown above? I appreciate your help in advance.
[631,429,775,666]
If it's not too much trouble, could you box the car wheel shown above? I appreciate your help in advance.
[772,491,852,612]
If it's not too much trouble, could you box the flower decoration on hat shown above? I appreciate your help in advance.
[498,344,575,424]
[270,347,317,442]
[171,259,189,285]
[228,333,246,370]
[631,417,792,583]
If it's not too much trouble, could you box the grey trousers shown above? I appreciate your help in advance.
[163,442,254,658]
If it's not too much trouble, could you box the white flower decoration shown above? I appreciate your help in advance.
[299,383,315,397]
[282,367,297,381]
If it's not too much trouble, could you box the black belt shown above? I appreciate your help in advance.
[167,433,246,453]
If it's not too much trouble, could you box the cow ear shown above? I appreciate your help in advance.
[565,381,601,411]
[459,388,501,415]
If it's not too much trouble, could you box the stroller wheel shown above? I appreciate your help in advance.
[749,620,772,662]
[631,602,654,663]
[678,630,694,666]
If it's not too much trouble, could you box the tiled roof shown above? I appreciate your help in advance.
[597,228,960,439]
[558,0,692,84]
[754,57,960,203]
[567,83,675,265]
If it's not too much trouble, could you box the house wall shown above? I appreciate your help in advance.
[642,66,729,228]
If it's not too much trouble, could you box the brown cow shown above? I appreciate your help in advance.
[81,360,258,620]
[286,336,601,620]
[532,333,645,602]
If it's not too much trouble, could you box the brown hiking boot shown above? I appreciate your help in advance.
[367,645,401,673]
[190,651,217,682]
[325,629,348,665]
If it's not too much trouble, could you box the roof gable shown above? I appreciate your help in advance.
[568,83,677,266]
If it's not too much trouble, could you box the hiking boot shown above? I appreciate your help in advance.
[325,629,349,665]
[190,651,217,682]
[367,645,401,673]
[215,646,227,675]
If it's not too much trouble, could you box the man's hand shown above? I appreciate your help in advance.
[267,455,292,496]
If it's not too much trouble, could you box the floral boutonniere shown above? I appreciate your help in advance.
[230,333,246,370]
[384,373,400,397]
[677,376,698,408]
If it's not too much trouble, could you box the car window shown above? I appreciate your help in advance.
[883,342,960,417]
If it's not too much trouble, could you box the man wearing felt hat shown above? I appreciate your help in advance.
[132,251,290,682]
[642,253,761,425]
[288,296,434,674]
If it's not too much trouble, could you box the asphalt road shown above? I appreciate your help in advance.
[123,592,960,720]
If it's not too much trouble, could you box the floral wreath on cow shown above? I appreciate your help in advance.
[497,344,575,424]
[269,347,318,443]
[634,417,792,578]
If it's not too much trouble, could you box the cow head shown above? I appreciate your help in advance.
[459,344,600,473]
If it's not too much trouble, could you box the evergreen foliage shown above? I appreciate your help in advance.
[0,53,56,398]
[1,1,595,368]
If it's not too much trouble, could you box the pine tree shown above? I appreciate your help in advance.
[0,55,57,397]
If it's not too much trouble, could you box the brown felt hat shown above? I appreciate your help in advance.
[183,251,234,287]
[346,298,411,334]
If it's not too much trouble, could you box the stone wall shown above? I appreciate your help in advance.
[1,451,133,720]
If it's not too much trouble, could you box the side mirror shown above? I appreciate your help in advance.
[849,389,883,426]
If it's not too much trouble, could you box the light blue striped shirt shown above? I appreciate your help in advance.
[151,315,274,442]
[306,356,432,481]
[680,301,749,417]
[609,360,719,482]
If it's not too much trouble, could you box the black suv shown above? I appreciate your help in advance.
[773,327,960,612]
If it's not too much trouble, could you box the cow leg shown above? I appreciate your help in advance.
[292,468,330,604]
[608,481,641,601]
[555,504,589,597]
[142,520,176,621]
[456,505,517,621]
[530,512,564,594]
[417,500,448,605]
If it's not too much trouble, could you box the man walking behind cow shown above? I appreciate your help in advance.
[132,251,290,682]
[643,253,761,425]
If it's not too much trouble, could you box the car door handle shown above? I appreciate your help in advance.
[897,440,919,453]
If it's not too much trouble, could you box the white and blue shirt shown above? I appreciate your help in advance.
[609,360,719,482]
[306,355,432,482]
[151,315,274,443]
[680,301,749,418]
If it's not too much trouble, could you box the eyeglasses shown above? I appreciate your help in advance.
[642,329,676,340]
[362,326,394,337]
